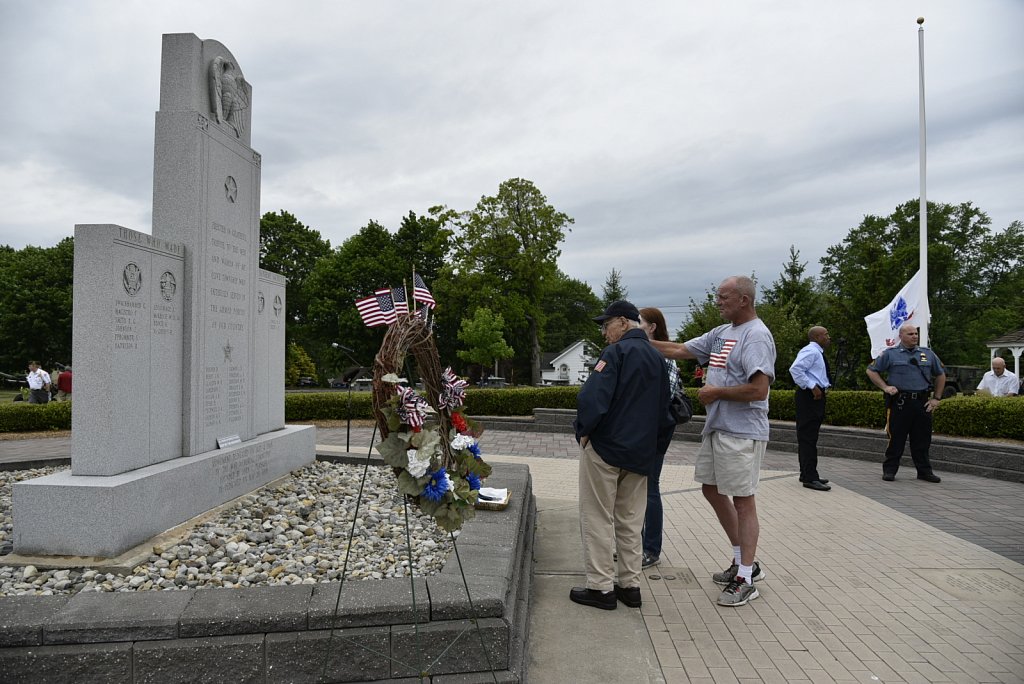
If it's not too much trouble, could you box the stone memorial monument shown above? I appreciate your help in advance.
[12,34,315,558]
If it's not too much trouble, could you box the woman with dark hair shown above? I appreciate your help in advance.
[638,307,679,569]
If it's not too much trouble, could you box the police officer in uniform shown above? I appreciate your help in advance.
[865,322,945,483]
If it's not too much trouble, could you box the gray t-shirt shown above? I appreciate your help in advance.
[685,318,776,440]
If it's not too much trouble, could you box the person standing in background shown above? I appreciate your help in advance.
[56,366,73,401]
[789,326,832,491]
[976,358,1019,397]
[26,361,51,404]
[865,322,945,483]
[638,306,680,569]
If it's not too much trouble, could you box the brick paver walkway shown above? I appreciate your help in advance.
[4,427,1023,682]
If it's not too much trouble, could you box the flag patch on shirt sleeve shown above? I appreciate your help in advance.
[594,360,606,372]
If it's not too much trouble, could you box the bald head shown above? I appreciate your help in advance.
[992,358,1006,376]
[808,326,831,348]
[715,275,757,325]
[897,323,920,349]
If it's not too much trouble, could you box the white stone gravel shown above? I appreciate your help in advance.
[0,461,454,596]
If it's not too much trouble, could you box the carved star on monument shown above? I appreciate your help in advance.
[224,176,237,203]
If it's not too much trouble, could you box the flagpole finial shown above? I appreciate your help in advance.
[917,16,924,25]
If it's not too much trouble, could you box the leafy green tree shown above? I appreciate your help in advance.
[453,178,573,385]
[601,268,629,305]
[819,200,1023,372]
[456,307,514,376]
[762,246,821,324]
[0,238,75,370]
[541,270,604,353]
[285,342,317,386]
[393,207,455,284]
[259,210,331,342]
[303,220,404,372]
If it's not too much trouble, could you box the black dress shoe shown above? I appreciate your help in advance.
[882,474,895,481]
[917,472,941,483]
[818,479,829,485]
[803,480,831,491]
[614,584,642,608]
[569,587,617,610]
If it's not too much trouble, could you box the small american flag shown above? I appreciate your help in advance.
[709,338,737,369]
[392,286,409,315]
[355,288,396,327]
[413,273,436,309]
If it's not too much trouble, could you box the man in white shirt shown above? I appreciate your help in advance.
[26,361,51,404]
[789,327,832,491]
[977,358,1020,397]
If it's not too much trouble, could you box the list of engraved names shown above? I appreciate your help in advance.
[205,221,249,433]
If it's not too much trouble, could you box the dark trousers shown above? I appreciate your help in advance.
[642,455,664,557]
[28,388,49,404]
[883,396,934,475]
[795,388,825,482]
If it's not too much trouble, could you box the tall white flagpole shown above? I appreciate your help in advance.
[917,16,929,347]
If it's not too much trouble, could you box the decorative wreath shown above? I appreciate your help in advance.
[372,314,491,531]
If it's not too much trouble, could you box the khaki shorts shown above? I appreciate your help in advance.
[694,432,765,497]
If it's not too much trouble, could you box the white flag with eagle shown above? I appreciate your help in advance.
[864,269,930,359]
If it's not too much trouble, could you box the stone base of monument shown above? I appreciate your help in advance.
[12,426,316,558]
[0,462,534,684]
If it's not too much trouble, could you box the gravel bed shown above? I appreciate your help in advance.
[0,461,453,596]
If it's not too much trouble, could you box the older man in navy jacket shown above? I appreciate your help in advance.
[570,300,674,611]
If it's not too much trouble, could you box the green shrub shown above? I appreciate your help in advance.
[932,395,1024,440]
[0,401,72,432]
[464,387,580,415]
[284,392,375,421]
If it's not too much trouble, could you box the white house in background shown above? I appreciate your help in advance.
[541,338,600,386]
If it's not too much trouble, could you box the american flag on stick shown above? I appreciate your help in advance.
[392,286,409,315]
[355,288,396,327]
[413,272,436,309]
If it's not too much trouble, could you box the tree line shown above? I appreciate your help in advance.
[1,184,1020,388]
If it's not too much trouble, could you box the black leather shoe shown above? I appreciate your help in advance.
[570,587,617,610]
[803,480,831,491]
[614,584,642,608]
[882,473,895,481]
[917,472,941,483]
[819,479,829,485]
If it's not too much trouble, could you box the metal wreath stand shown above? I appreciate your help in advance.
[318,313,500,683]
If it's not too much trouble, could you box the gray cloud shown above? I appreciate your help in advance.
[1,0,1021,338]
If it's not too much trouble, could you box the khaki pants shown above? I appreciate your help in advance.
[579,442,647,591]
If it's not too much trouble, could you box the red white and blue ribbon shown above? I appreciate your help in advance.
[439,366,468,409]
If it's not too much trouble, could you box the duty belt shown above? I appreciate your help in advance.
[897,390,928,400]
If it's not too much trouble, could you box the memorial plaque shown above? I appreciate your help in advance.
[71,225,184,476]
[913,568,1024,602]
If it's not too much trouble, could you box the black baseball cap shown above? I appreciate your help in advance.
[592,300,640,324]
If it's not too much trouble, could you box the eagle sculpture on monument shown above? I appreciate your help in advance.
[209,55,250,138]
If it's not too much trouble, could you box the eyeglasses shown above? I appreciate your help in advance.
[601,317,621,332]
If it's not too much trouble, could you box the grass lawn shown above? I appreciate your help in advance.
[0,388,25,403]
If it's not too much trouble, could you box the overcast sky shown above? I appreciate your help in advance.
[2,1,1021,333]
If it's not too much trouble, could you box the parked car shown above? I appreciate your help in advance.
[297,376,318,387]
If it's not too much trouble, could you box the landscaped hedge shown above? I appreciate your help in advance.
[4,389,1022,441]
[0,401,72,433]
[283,391,375,421]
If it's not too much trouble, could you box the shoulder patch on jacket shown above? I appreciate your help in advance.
[594,360,606,372]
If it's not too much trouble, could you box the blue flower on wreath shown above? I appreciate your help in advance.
[466,472,482,491]
[468,442,482,459]
[422,467,448,502]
